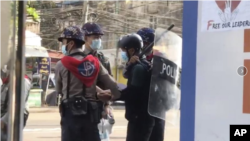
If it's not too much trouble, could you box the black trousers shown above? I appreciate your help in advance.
[149,118,165,141]
[61,109,100,141]
[126,114,165,141]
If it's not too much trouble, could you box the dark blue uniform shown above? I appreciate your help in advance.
[117,33,165,141]
[137,27,165,141]
[118,60,165,141]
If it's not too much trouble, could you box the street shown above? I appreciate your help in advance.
[23,107,180,141]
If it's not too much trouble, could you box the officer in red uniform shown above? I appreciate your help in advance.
[55,26,120,141]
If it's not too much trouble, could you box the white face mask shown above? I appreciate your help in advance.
[61,45,68,55]
[90,39,102,50]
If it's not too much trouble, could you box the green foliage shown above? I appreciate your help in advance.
[26,5,40,22]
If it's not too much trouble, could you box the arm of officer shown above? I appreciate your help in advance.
[96,86,105,93]
[106,61,113,76]
[55,61,62,95]
[98,63,121,100]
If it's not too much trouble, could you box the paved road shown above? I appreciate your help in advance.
[23,107,180,141]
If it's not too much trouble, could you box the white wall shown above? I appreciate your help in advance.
[195,2,250,141]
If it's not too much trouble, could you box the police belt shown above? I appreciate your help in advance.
[59,70,103,123]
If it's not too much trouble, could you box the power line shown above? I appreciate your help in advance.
[39,2,182,21]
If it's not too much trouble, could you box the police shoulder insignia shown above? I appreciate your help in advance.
[77,61,96,77]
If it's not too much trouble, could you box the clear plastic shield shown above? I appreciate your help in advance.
[148,28,182,122]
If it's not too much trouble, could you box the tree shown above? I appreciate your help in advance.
[26,6,40,22]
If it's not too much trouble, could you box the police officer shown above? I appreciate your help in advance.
[117,33,155,141]
[81,22,113,79]
[55,26,120,141]
[81,22,113,109]
[136,28,165,141]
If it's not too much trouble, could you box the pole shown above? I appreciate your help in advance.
[82,0,89,24]
[7,1,17,141]
[14,1,26,141]
[115,1,119,81]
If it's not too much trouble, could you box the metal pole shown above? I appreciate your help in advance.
[115,42,119,81]
[14,1,26,141]
[7,1,17,141]
[115,1,119,81]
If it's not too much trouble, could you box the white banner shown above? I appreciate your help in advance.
[201,0,250,32]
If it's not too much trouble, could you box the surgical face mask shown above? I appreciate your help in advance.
[61,45,68,55]
[90,39,102,50]
[121,52,128,62]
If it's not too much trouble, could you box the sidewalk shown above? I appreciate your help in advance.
[29,105,125,113]
[26,107,179,141]
[29,106,59,113]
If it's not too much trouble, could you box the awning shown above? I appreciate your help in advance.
[25,30,42,46]
[47,50,64,59]
[25,46,49,57]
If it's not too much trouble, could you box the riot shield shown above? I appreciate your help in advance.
[148,28,182,121]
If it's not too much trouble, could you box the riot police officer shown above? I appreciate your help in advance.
[55,26,120,141]
[117,33,155,141]
[137,28,165,141]
[137,28,155,61]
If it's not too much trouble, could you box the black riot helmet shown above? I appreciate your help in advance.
[118,33,143,53]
